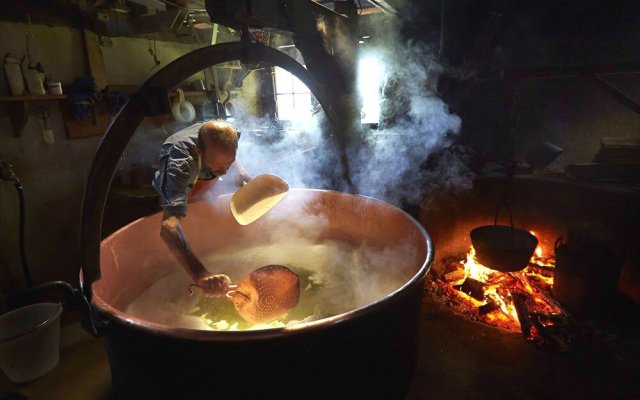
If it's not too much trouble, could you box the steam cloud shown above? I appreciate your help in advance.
[126,192,419,331]
[124,18,473,330]
[228,24,474,208]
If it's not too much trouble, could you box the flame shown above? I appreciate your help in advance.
[461,246,520,323]
[463,246,492,281]
[448,230,557,332]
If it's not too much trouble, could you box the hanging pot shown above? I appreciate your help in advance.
[470,202,538,272]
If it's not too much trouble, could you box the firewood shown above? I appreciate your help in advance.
[526,263,555,277]
[512,292,532,338]
[530,314,570,352]
[538,289,571,317]
[478,299,501,315]
[444,269,466,284]
[594,136,640,163]
[454,278,485,301]
[529,312,571,327]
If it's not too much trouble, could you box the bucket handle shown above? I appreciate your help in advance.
[554,236,564,250]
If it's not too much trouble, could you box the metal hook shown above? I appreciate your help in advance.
[36,104,49,127]
[241,24,252,44]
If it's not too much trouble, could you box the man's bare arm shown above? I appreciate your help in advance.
[160,213,230,297]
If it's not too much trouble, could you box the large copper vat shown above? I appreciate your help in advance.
[51,42,436,399]
[93,189,432,399]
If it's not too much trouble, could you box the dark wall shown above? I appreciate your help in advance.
[397,0,640,169]
[418,176,640,305]
[398,0,640,68]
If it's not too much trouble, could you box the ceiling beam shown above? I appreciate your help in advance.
[95,9,184,37]
[359,6,382,15]
[366,0,397,15]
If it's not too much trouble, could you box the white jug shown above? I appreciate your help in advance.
[23,65,45,95]
[3,54,25,96]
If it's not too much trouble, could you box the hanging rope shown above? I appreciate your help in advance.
[147,33,161,70]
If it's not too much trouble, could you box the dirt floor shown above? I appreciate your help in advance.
[2,292,639,400]
[408,295,640,399]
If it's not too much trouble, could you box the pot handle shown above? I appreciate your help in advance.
[554,236,564,250]
[494,200,516,247]
[493,200,514,229]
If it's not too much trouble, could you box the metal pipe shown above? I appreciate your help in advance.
[3,281,76,305]
[0,161,32,287]
[1,280,102,336]
[14,181,32,287]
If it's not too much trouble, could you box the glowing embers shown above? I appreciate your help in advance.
[427,232,572,349]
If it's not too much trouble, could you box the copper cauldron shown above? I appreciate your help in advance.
[93,190,432,399]
[61,43,434,400]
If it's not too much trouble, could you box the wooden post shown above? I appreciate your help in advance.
[82,29,109,91]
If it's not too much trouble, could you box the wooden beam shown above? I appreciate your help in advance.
[467,0,511,70]
[95,9,184,37]
[366,0,397,15]
[82,29,109,91]
[591,75,640,115]
[506,61,640,79]
[359,7,383,15]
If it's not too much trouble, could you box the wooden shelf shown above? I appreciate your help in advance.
[0,94,68,137]
[0,94,67,102]
[168,90,213,105]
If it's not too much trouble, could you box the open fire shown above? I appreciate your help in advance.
[427,231,574,350]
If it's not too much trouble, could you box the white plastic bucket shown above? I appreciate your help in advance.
[0,303,63,383]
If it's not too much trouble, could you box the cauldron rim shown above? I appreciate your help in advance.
[91,189,434,341]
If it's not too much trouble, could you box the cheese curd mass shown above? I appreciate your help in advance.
[126,238,416,330]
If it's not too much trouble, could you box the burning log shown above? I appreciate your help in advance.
[538,289,571,317]
[512,292,532,338]
[454,278,485,301]
[443,269,466,284]
[526,263,555,278]
[435,256,465,277]
[529,312,570,325]
[428,242,570,348]
[530,314,571,352]
[485,273,513,286]
[478,299,501,315]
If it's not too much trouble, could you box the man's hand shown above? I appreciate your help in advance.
[189,274,232,298]
[235,174,252,187]
[234,162,252,187]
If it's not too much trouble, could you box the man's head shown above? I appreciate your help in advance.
[196,120,240,176]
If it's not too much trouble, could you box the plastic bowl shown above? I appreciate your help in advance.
[0,303,63,383]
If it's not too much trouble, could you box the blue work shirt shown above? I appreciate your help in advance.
[151,123,216,217]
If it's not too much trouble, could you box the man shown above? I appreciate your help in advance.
[152,120,249,297]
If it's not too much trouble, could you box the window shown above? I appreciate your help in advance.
[273,56,385,124]
[273,67,312,121]
[358,56,384,124]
